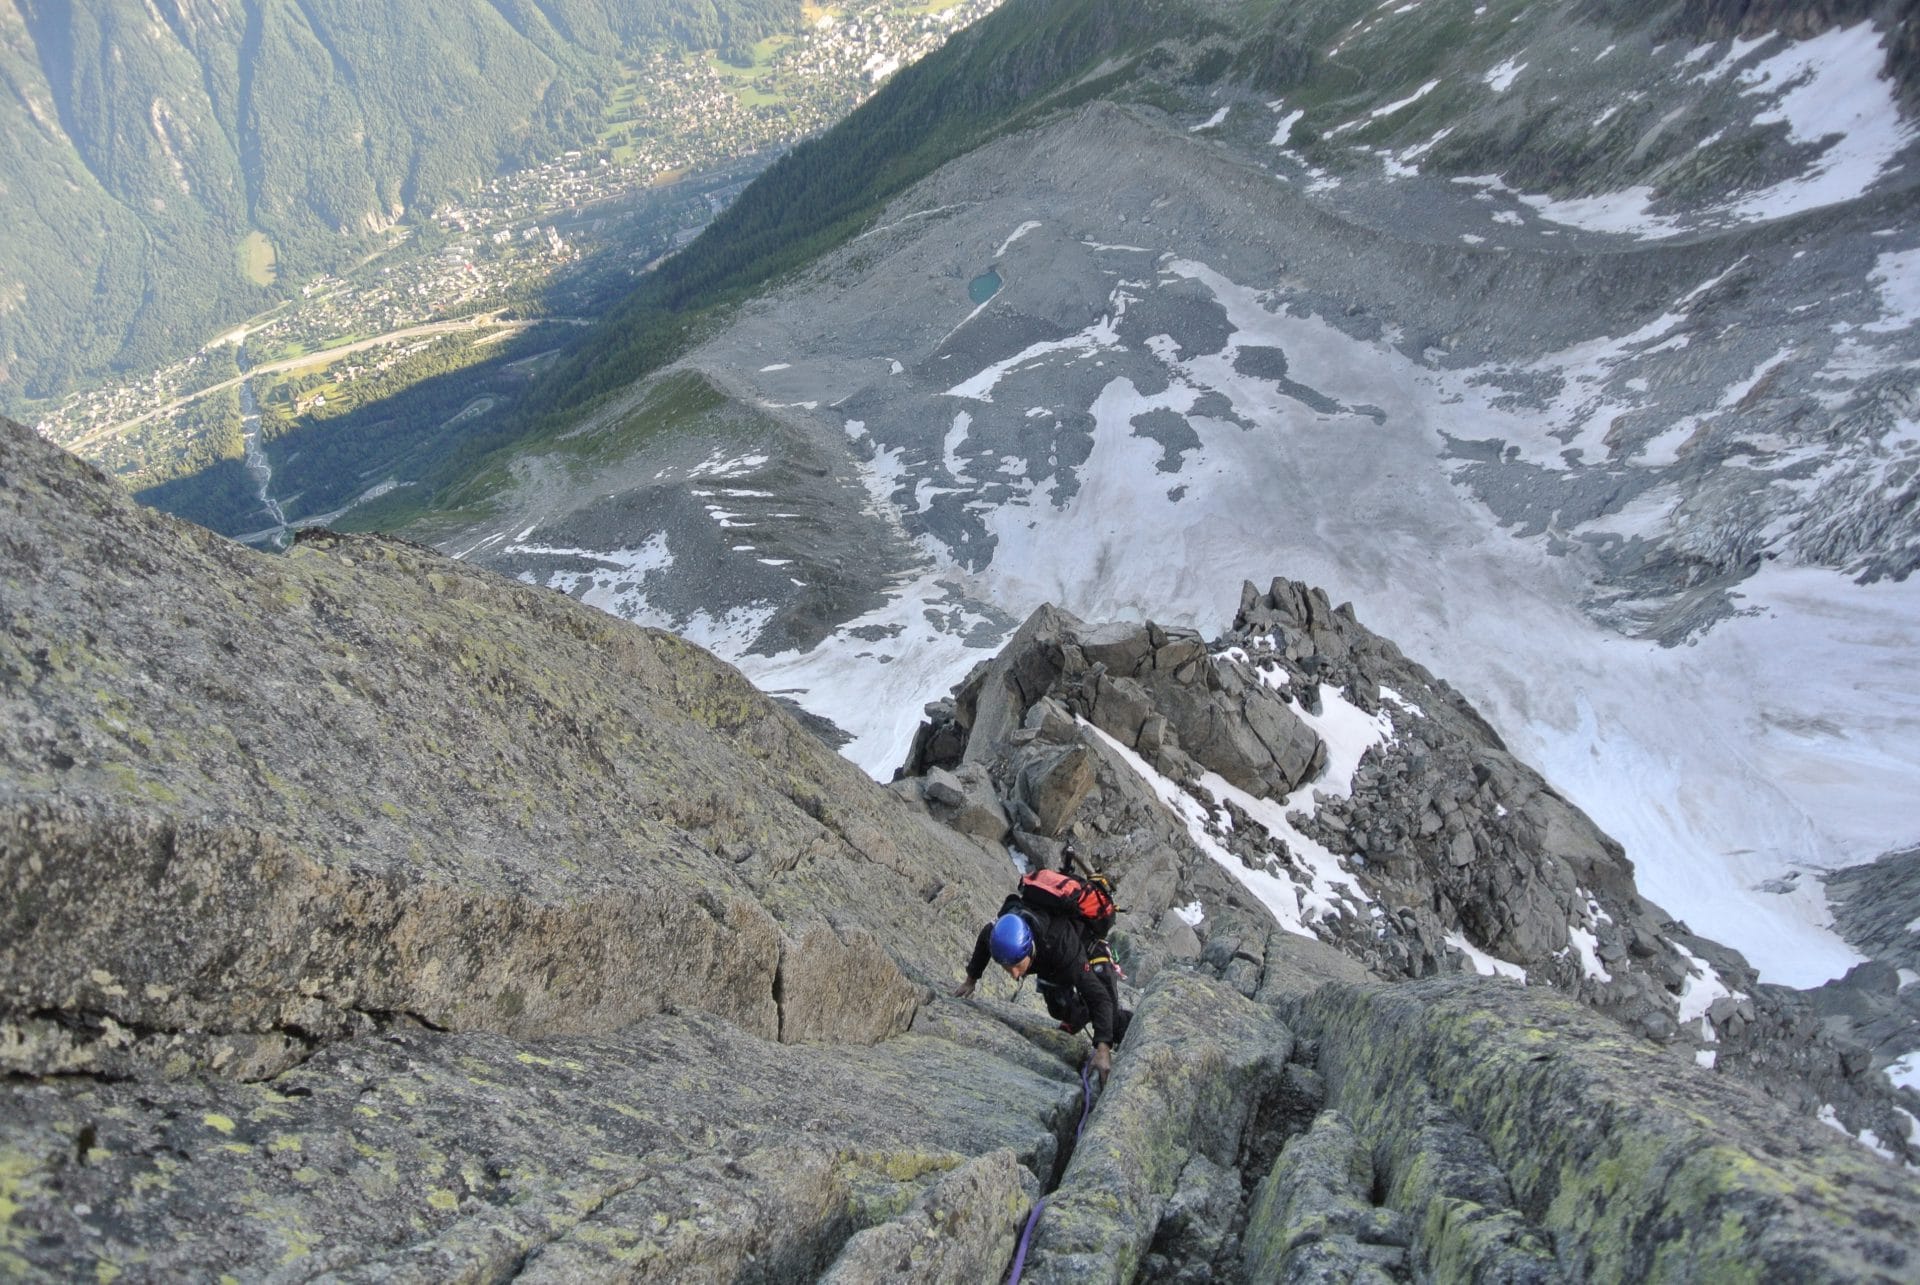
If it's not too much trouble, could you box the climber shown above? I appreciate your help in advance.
[953,883,1131,1081]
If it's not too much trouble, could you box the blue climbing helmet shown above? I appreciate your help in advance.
[989,912,1034,968]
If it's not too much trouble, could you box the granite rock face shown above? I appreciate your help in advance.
[0,417,1055,1277]
[0,418,1011,1084]
[5,416,1919,1280]
[1293,978,1920,1282]
[896,584,1920,1164]
[1,1009,1073,1281]
[819,1148,1039,1285]
[1021,972,1293,1283]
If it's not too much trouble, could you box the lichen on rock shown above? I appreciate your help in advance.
[4,412,1919,1280]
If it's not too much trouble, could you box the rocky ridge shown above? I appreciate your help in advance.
[895,579,1920,1163]
[4,413,1918,1280]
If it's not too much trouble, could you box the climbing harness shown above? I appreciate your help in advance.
[1006,1057,1097,1284]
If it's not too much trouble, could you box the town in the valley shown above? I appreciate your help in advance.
[34,0,1004,493]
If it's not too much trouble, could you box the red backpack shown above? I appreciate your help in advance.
[1018,868,1117,936]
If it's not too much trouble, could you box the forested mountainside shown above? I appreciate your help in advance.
[0,0,792,402]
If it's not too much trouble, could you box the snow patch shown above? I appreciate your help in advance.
[1485,59,1525,92]
[1567,925,1614,983]
[1887,1051,1920,1093]
[1380,686,1426,718]
[1864,249,1920,333]
[1084,721,1375,940]
[1291,683,1397,800]
[1372,80,1441,119]
[1190,107,1230,133]
[1446,931,1528,981]
[1673,941,1736,1040]
[996,221,1043,258]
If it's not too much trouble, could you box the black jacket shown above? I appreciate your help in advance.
[966,894,1118,1045]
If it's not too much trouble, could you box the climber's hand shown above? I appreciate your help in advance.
[1091,1043,1112,1081]
[953,977,977,999]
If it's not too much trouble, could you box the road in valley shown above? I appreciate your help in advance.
[67,314,553,452]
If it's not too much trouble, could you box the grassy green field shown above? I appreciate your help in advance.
[240,232,278,286]
[709,37,796,108]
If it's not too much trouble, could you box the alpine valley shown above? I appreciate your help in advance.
[8,0,1920,1277]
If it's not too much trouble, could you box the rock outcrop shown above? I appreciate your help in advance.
[0,417,1060,1276]
[5,415,1918,1280]
[896,583,1920,1164]
[1288,977,1920,1282]
[2,416,1015,1083]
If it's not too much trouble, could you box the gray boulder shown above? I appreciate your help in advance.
[1021,971,1293,1282]
[1018,742,1097,837]
[820,1148,1039,1284]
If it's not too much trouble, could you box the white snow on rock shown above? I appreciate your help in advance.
[1865,249,1920,332]
[944,411,973,479]
[1445,930,1528,981]
[1290,683,1397,800]
[737,567,1000,775]
[759,362,792,372]
[1484,58,1526,92]
[1083,720,1375,940]
[943,288,1129,401]
[1858,1129,1898,1162]
[1372,79,1441,119]
[1567,924,1614,983]
[1383,126,1454,178]
[1673,940,1736,1040]
[688,450,772,479]
[1495,24,1914,240]
[1887,1050,1920,1093]
[1174,900,1206,926]
[1191,107,1230,133]
[1270,106,1306,146]
[1379,685,1426,718]
[1819,1104,1900,1161]
[676,604,780,651]
[996,220,1043,257]
[501,537,674,574]
[1516,185,1682,239]
[1722,22,1917,225]
[522,539,775,650]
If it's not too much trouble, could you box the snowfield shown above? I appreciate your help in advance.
[738,245,1918,988]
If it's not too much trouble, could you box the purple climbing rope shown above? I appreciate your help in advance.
[1006,1059,1097,1285]
[1006,1198,1047,1283]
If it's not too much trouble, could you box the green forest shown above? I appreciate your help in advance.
[0,0,797,408]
